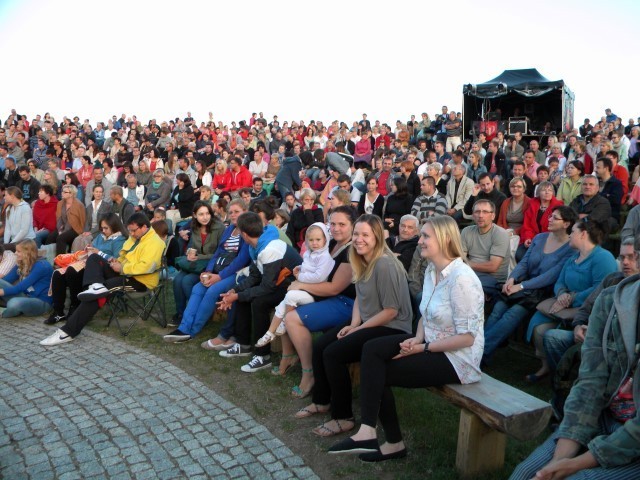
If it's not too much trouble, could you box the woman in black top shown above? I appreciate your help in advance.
[383,177,414,236]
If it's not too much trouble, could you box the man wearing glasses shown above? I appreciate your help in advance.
[40,212,165,346]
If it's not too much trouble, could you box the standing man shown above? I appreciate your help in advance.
[444,112,462,152]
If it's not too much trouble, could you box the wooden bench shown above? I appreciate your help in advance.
[427,374,551,477]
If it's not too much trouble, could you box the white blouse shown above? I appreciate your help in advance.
[420,257,484,384]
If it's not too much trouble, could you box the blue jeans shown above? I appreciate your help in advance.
[353,182,365,194]
[0,279,51,318]
[483,300,531,359]
[173,271,201,314]
[35,229,50,247]
[543,328,575,370]
[178,274,237,337]
[305,168,320,182]
[475,272,502,301]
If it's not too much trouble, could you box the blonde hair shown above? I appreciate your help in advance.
[331,189,351,206]
[349,214,403,282]
[423,215,466,262]
[16,240,38,279]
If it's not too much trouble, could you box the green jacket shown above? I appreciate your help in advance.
[188,220,225,260]
[558,273,640,468]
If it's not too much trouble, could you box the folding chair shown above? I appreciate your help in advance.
[106,257,169,336]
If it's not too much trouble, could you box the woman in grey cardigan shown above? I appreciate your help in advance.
[143,169,171,217]
[3,187,35,251]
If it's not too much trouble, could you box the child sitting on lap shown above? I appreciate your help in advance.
[255,222,334,347]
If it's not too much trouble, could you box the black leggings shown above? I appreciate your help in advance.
[50,268,83,315]
[360,334,460,443]
[311,325,406,420]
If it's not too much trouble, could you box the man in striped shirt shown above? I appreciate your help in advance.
[410,176,447,225]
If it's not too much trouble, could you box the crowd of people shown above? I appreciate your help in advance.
[2,107,640,477]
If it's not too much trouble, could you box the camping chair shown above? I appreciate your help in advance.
[106,256,169,336]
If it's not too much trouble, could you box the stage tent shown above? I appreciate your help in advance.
[462,68,574,138]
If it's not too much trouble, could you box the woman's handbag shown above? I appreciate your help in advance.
[175,256,209,274]
[536,297,579,324]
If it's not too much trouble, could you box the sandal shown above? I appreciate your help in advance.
[255,331,276,348]
[271,354,299,376]
[312,418,355,438]
[295,404,330,419]
[275,320,287,336]
[291,368,313,398]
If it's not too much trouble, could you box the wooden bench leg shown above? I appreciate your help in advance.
[456,408,506,477]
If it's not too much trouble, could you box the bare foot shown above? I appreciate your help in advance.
[379,441,406,455]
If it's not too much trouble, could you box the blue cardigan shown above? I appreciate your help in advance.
[554,245,618,307]
[512,233,574,291]
[92,232,127,260]
[3,260,54,303]
[204,224,251,280]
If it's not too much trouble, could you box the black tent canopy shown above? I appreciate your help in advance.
[462,68,574,136]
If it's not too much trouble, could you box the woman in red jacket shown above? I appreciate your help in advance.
[212,158,232,196]
[32,185,59,247]
[517,181,563,261]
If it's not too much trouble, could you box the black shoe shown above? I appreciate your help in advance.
[328,438,379,455]
[167,313,182,328]
[359,448,407,463]
[44,313,66,325]
[163,329,191,343]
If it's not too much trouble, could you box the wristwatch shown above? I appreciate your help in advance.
[424,342,431,353]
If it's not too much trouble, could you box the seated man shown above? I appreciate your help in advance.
[463,172,506,217]
[445,164,474,223]
[217,212,302,373]
[569,174,612,225]
[595,156,623,231]
[385,214,419,272]
[39,212,165,346]
[621,203,640,240]
[461,199,510,300]
[411,175,447,225]
[511,253,640,479]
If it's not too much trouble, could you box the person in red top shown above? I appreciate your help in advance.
[517,181,563,261]
[228,157,253,192]
[354,131,373,167]
[375,127,392,150]
[32,184,59,247]
[605,150,629,203]
[212,158,232,196]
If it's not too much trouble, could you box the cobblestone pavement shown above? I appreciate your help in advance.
[0,319,319,480]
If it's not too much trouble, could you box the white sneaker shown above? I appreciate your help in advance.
[240,355,272,373]
[77,283,109,301]
[40,329,74,346]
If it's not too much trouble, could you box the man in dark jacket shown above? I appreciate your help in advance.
[275,148,303,197]
[217,213,302,373]
[16,165,41,204]
[386,215,419,272]
[109,186,135,224]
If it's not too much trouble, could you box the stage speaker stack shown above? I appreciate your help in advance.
[508,117,528,135]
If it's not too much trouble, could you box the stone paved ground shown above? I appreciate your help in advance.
[0,319,319,480]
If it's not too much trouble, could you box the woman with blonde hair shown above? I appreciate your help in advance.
[328,215,484,460]
[303,214,413,438]
[0,239,53,318]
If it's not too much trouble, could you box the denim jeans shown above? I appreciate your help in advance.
[543,328,576,370]
[35,229,50,247]
[0,279,51,318]
[305,168,320,182]
[173,271,201,314]
[178,274,237,337]
[483,300,531,359]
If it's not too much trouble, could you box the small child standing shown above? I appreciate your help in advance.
[255,222,334,347]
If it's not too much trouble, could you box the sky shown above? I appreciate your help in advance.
[1,0,638,129]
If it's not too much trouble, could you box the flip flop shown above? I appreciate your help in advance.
[312,419,355,438]
[295,404,329,419]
